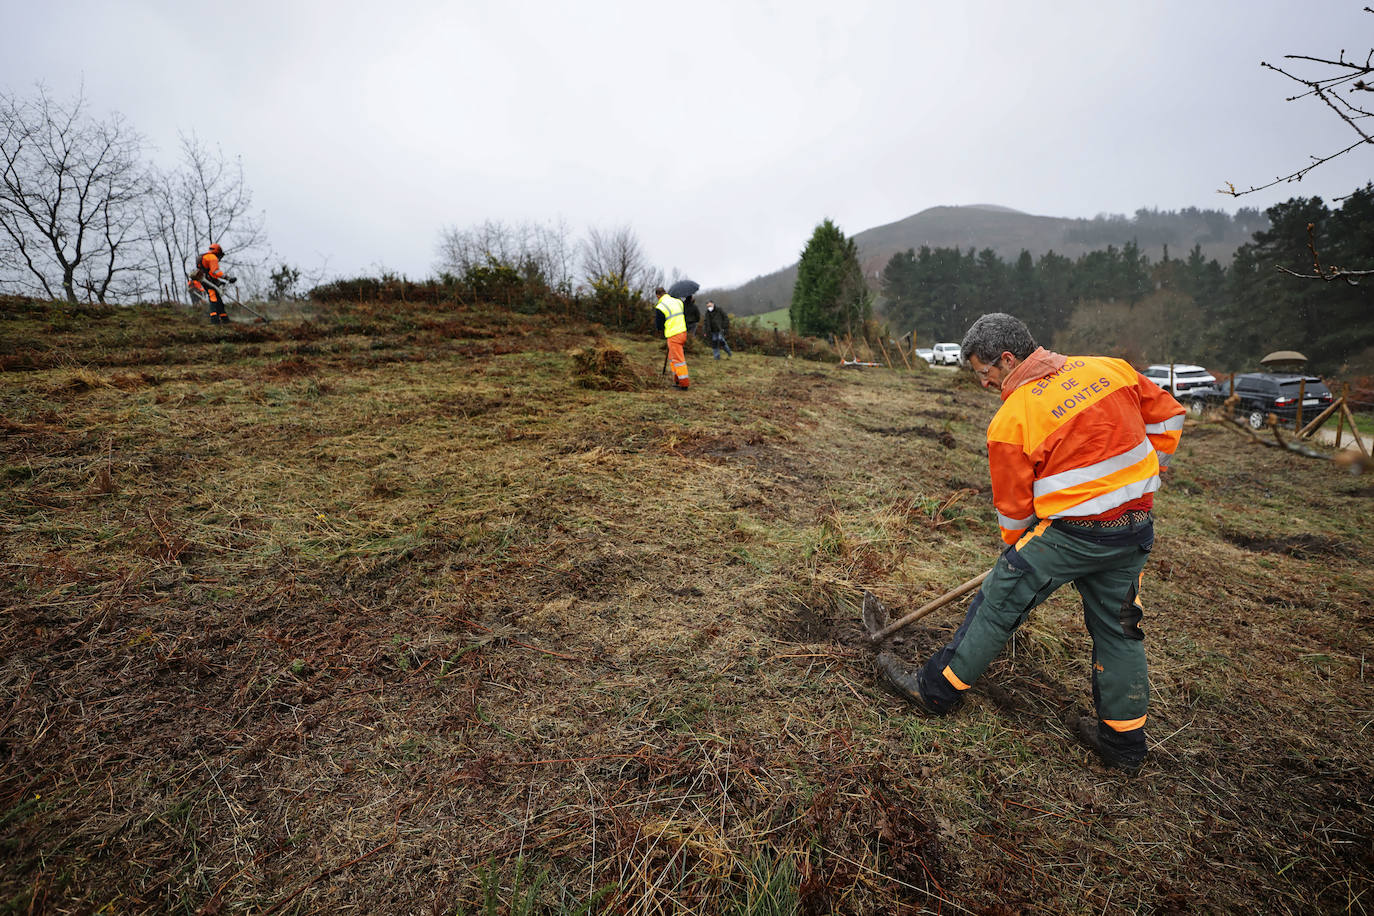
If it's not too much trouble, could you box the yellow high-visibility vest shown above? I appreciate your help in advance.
[656,295,686,338]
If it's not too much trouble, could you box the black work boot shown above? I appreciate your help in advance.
[1073,715,1145,775]
[875,652,948,716]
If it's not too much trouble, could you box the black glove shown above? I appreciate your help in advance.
[228,276,237,283]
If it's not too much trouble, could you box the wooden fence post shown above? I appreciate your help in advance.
[1297,378,1306,431]
[1337,383,1348,449]
[1340,390,1370,457]
[874,336,890,369]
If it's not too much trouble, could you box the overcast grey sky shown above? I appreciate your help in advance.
[5,0,1371,288]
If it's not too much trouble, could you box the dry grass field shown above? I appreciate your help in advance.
[2,294,1372,914]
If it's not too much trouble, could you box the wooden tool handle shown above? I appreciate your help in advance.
[870,569,990,642]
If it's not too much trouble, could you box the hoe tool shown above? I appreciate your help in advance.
[862,569,990,644]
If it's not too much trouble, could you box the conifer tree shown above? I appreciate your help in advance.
[790,219,871,338]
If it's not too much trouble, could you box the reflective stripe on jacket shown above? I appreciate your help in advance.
[988,355,1185,544]
[656,294,686,338]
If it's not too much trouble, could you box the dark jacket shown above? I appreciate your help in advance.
[683,296,700,333]
[705,306,729,335]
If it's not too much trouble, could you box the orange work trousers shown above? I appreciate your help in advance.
[667,332,689,388]
[190,280,224,320]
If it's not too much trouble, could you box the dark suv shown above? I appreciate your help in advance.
[1185,373,1333,428]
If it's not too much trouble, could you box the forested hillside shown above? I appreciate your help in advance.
[713,204,1268,318]
[879,187,1374,375]
[714,189,1371,377]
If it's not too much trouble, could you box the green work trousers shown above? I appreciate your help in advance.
[919,520,1152,751]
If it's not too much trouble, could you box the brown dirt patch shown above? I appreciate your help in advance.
[863,424,958,448]
[1222,531,1347,558]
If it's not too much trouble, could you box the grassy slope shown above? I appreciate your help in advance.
[740,306,790,331]
[2,296,1372,914]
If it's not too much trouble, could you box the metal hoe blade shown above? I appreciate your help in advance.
[862,570,992,644]
[861,590,890,638]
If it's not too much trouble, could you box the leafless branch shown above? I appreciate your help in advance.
[1220,13,1374,198]
[1275,264,1374,283]
[436,218,578,293]
[1270,219,1373,285]
[581,225,660,297]
[1218,137,1370,198]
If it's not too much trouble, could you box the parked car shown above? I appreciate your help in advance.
[1180,373,1333,428]
[913,347,934,364]
[932,342,962,365]
[1232,372,1333,429]
[1141,363,1217,395]
[1179,380,1232,417]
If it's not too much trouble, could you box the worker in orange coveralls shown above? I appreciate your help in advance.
[878,312,1185,775]
[188,243,236,324]
[654,286,690,390]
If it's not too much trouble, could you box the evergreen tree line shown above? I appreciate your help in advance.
[1062,206,1269,248]
[879,185,1374,374]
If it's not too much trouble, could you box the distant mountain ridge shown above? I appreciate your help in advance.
[711,204,1267,317]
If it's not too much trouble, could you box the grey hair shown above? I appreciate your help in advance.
[960,313,1037,364]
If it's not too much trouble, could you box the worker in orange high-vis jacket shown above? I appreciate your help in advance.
[654,286,690,390]
[878,312,1184,775]
[188,243,236,324]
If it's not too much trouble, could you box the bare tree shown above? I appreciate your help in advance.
[0,86,149,303]
[144,133,265,303]
[581,224,659,296]
[436,218,577,292]
[79,170,154,303]
[1220,10,1373,198]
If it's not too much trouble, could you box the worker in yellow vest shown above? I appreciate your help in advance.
[654,286,690,390]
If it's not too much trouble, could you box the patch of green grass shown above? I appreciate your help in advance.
[1346,408,1374,437]
[455,857,616,916]
[722,850,800,915]
[742,307,790,331]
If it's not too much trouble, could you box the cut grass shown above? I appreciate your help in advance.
[1,295,1371,914]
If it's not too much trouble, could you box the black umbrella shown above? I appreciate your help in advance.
[668,279,700,300]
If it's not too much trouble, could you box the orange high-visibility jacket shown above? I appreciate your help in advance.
[198,251,225,281]
[988,356,1185,544]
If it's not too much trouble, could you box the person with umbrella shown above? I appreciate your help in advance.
[669,279,701,335]
[655,282,696,389]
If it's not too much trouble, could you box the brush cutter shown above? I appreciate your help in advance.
[862,569,990,644]
[222,283,270,323]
